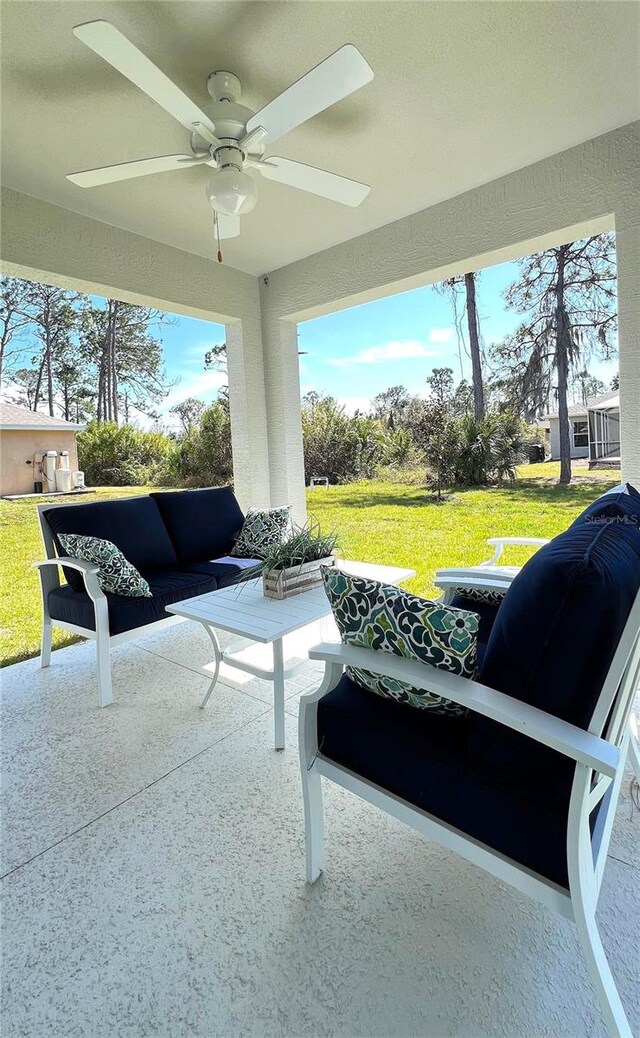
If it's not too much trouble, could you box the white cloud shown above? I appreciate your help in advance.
[338,396,372,415]
[328,339,436,366]
[160,370,227,413]
[429,328,454,343]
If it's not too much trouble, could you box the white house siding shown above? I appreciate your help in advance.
[548,417,590,461]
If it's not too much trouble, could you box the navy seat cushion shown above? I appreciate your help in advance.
[151,488,244,564]
[474,518,640,783]
[185,556,260,588]
[45,497,177,592]
[317,674,575,888]
[48,568,217,636]
[449,592,500,669]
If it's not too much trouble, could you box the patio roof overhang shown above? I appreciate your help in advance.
[2,2,637,278]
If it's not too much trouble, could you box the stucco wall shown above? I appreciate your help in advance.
[0,431,79,496]
[0,188,270,512]
[261,122,640,511]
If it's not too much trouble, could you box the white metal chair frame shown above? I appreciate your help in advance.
[432,535,551,591]
[34,503,186,707]
[299,581,640,1038]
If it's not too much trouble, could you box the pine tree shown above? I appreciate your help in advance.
[436,273,485,421]
[81,300,175,423]
[0,277,32,387]
[21,283,78,415]
[496,234,617,483]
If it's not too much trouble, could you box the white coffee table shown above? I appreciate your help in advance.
[166,560,415,750]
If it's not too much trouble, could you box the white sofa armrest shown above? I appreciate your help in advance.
[305,642,619,779]
[34,557,106,604]
[484,536,551,565]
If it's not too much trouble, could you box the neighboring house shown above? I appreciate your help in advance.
[545,390,620,467]
[0,400,85,496]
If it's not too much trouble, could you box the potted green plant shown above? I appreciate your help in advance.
[261,521,338,600]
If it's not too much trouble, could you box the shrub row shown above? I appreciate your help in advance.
[77,397,531,491]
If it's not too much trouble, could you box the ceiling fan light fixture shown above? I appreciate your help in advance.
[206,168,257,216]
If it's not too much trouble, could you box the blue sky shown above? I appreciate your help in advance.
[298,261,524,413]
[159,255,617,422]
[159,318,227,415]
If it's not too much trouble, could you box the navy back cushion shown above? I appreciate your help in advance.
[570,482,640,531]
[150,487,244,564]
[45,496,178,591]
[472,517,640,781]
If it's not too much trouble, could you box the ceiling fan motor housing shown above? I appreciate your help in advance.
[190,101,256,156]
[206,71,241,102]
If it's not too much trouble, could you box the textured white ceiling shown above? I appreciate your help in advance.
[1,1,639,276]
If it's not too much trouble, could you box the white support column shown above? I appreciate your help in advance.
[260,302,307,522]
[616,223,640,488]
[225,317,271,511]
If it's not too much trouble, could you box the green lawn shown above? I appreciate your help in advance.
[0,463,617,667]
[306,462,617,599]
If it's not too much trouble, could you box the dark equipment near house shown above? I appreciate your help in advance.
[528,444,545,464]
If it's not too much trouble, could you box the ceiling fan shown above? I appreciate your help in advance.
[67,20,374,245]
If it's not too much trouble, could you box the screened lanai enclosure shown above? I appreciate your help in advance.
[589,395,621,468]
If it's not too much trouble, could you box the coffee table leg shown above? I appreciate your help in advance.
[273,637,285,751]
[200,624,222,710]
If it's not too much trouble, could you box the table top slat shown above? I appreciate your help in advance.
[166,562,415,642]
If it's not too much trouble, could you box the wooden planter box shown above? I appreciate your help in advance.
[263,556,335,600]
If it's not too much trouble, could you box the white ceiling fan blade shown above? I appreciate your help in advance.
[255,157,370,207]
[245,44,373,144]
[216,214,240,240]
[67,154,211,188]
[73,21,217,134]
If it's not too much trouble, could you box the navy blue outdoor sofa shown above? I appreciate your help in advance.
[35,487,256,706]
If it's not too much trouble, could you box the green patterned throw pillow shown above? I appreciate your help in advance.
[231,506,291,560]
[322,567,479,716]
[454,586,506,607]
[58,534,152,598]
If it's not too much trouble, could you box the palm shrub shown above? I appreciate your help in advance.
[452,414,493,485]
[489,413,528,482]
[385,427,415,467]
[451,412,527,485]
[351,415,391,479]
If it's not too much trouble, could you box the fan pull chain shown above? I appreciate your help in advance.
[213,210,223,264]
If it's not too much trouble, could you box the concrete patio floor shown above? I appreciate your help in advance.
[1,621,639,1038]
